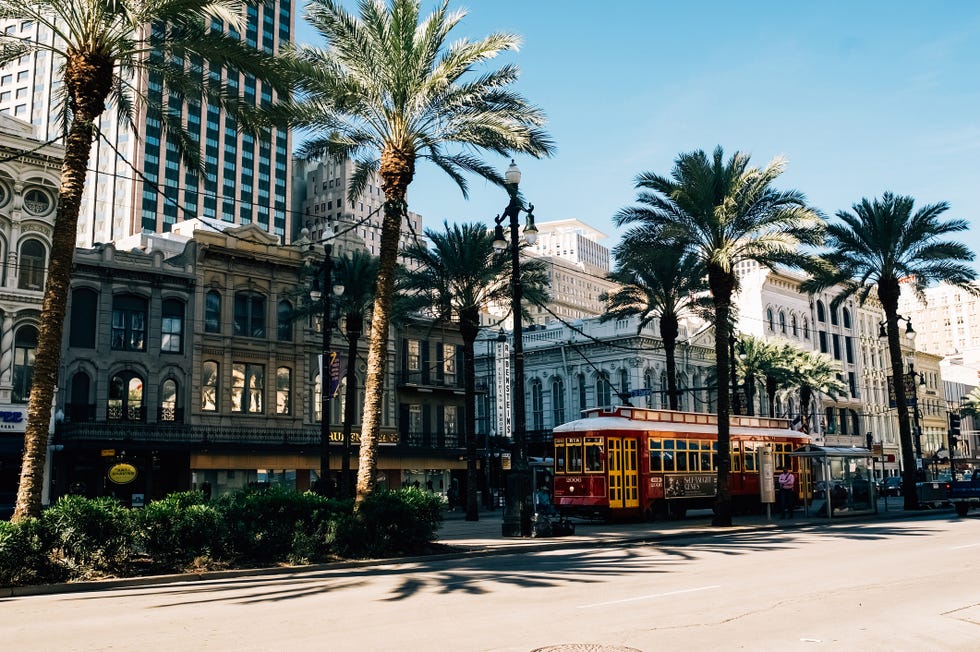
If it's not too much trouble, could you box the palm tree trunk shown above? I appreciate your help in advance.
[879,278,919,510]
[340,319,361,500]
[461,309,480,521]
[766,378,778,418]
[743,374,757,416]
[661,313,680,411]
[709,266,735,526]
[355,148,414,507]
[13,109,98,521]
[799,386,813,433]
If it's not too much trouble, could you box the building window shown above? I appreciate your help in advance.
[108,373,144,421]
[111,294,147,351]
[577,373,587,412]
[277,300,293,342]
[205,290,221,333]
[233,291,266,338]
[69,287,98,348]
[443,343,456,385]
[160,379,178,421]
[12,325,37,403]
[816,301,826,323]
[778,311,786,334]
[842,308,852,329]
[201,361,219,411]
[69,372,91,421]
[444,405,458,435]
[791,315,798,337]
[231,362,264,413]
[276,366,291,415]
[551,377,565,426]
[597,372,612,408]
[619,368,629,398]
[660,372,668,409]
[409,404,423,435]
[803,318,810,339]
[767,308,774,331]
[17,238,45,289]
[407,339,420,371]
[22,187,52,215]
[530,378,543,430]
[161,299,184,353]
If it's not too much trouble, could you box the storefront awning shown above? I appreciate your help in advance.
[790,444,872,459]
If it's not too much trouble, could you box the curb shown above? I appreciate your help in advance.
[0,505,944,598]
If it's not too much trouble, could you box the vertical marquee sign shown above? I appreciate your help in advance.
[494,339,512,439]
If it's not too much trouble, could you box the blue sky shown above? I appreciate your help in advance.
[295,1,980,268]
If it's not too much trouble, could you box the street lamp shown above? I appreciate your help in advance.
[879,314,921,472]
[493,159,537,537]
[311,242,344,496]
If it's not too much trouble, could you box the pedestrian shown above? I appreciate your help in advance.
[446,483,459,511]
[777,466,796,518]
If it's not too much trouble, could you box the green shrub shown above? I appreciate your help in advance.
[134,492,224,571]
[0,518,61,586]
[42,495,134,576]
[214,487,345,565]
[328,488,443,558]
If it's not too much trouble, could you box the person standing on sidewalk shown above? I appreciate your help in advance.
[777,467,796,518]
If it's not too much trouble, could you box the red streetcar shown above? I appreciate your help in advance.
[552,406,810,520]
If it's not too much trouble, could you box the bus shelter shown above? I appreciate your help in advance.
[791,444,875,519]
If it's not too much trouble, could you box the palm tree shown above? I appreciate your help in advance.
[602,239,709,411]
[789,348,846,432]
[332,251,379,499]
[291,0,553,506]
[802,192,976,510]
[3,0,289,522]
[615,146,824,526]
[736,335,774,417]
[399,222,549,521]
[760,340,802,418]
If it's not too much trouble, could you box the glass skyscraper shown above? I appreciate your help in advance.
[0,2,293,247]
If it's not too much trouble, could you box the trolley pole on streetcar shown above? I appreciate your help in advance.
[492,160,538,537]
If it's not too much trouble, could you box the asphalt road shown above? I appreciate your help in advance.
[2,512,979,651]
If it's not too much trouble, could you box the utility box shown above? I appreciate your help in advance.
[759,445,776,504]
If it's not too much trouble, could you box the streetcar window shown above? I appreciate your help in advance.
[732,441,742,472]
[649,438,662,472]
[555,441,566,473]
[663,439,675,472]
[568,444,583,473]
[744,442,757,471]
[675,440,688,471]
[585,437,604,472]
[699,441,712,471]
[712,441,718,471]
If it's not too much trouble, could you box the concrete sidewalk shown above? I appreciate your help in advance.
[435,498,943,554]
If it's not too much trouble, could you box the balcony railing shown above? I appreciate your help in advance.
[397,371,466,391]
[401,430,464,450]
[63,404,184,424]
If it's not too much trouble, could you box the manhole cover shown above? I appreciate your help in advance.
[531,646,642,652]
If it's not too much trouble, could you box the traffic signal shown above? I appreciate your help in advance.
[949,413,962,450]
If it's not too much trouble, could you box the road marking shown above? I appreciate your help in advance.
[951,542,980,550]
[578,585,720,609]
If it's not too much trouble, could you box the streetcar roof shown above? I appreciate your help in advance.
[552,416,808,439]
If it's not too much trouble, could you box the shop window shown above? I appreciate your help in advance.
[108,373,144,421]
[231,362,264,413]
[201,361,218,411]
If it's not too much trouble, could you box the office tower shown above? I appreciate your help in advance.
[0,2,294,247]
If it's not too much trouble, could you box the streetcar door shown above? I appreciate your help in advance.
[608,437,623,508]
[607,437,639,509]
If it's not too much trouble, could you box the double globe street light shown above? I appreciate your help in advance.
[492,160,538,537]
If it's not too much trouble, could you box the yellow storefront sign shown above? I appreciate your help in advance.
[107,463,137,485]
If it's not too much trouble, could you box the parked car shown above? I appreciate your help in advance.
[881,477,903,497]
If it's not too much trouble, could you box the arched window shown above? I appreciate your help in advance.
[791,314,798,337]
[803,318,810,339]
[201,361,219,411]
[767,308,775,331]
[659,371,668,409]
[231,363,264,413]
[577,373,587,412]
[69,371,91,422]
[160,379,178,421]
[111,294,147,351]
[816,301,826,323]
[619,368,630,401]
[643,369,654,409]
[778,311,787,334]
[161,299,184,353]
[69,288,98,348]
[830,306,839,326]
[204,290,222,333]
[277,300,293,342]
[842,308,852,329]
[551,377,565,426]
[276,366,291,415]
[18,238,45,290]
[234,291,266,337]
[12,325,37,403]
[108,372,144,421]
[596,372,612,407]
[530,378,543,430]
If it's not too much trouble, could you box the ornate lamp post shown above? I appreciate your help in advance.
[492,160,538,537]
[311,243,344,495]
[879,315,922,468]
